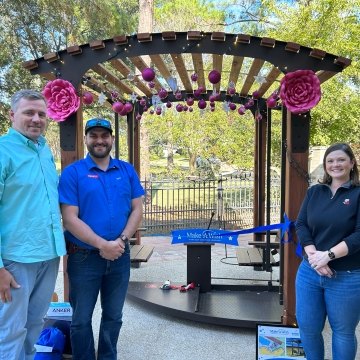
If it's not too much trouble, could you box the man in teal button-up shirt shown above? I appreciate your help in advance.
[0,89,66,360]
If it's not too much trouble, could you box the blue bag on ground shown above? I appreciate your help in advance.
[34,327,65,359]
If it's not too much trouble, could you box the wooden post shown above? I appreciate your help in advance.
[253,115,267,240]
[282,110,310,325]
[60,109,84,301]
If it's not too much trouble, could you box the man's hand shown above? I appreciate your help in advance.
[0,267,20,303]
[99,239,125,261]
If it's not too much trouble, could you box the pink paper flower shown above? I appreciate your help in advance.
[279,70,321,114]
[43,79,80,121]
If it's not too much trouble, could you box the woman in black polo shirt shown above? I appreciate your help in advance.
[296,143,360,360]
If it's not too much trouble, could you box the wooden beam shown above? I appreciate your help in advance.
[91,64,134,95]
[212,54,223,93]
[191,53,206,91]
[128,56,163,91]
[170,53,193,92]
[228,56,244,88]
[109,59,152,97]
[240,58,265,96]
[282,111,310,326]
[257,67,282,97]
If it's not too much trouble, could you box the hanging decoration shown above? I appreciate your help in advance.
[208,70,221,84]
[191,73,198,82]
[158,88,168,100]
[42,79,80,122]
[82,91,94,105]
[112,101,124,113]
[141,67,155,82]
[279,70,321,114]
[227,81,236,96]
[167,77,178,93]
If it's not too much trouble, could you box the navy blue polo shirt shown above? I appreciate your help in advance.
[58,154,144,249]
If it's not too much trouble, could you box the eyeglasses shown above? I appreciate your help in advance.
[85,119,112,132]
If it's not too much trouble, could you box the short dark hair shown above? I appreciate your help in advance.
[320,143,359,186]
[11,89,46,112]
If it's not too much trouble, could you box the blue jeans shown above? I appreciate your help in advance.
[0,258,60,360]
[67,247,130,360]
[296,259,360,360]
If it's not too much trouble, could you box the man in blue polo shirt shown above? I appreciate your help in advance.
[58,118,144,360]
[0,89,66,359]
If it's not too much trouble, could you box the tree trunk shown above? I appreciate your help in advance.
[138,0,154,180]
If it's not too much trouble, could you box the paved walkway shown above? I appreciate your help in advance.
[55,235,360,360]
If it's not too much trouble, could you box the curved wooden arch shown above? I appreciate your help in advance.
[24,31,350,326]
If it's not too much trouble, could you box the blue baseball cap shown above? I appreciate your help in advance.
[85,118,113,134]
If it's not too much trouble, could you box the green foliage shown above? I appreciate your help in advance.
[154,0,225,32]
[143,105,255,177]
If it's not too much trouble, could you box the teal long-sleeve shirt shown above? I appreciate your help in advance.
[0,128,66,268]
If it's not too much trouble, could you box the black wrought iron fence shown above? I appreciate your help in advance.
[141,176,281,235]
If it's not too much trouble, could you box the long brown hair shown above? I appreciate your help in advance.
[320,143,360,186]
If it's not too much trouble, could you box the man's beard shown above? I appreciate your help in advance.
[87,144,112,158]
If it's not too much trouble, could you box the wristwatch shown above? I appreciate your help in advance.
[120,234,129,243]
[328,249,336,260]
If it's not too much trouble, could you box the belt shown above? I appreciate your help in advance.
[66,242,99,254]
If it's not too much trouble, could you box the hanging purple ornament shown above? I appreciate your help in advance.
[191,73,198,82]
[189,107,193,112]
[229,103,236,111]
[198,99,207,109]
[208,70,221,84]
[142,67,155,82]
[119,107,128,117]
[139,98,147,107]
[252,90,260,99]
[166,101,172,108]
[209,95,216,102]
[149,109,154,115]
[176,104,183,112]
[186,97,194,106]
[175,91,182,100]
[256,112,263,121]
[267,96,277,108]
[193,89,202,98]
[156,107,162,115]
[238,106,246,115]
[136,113,142,121]
[83,92,94,105]
[158,88,168,99]
[111,90,119,99]
[124,102,133,113]
[148,81,155,89]
[112,101,124,113]
[183,105,188,112]
[227,87,236,96]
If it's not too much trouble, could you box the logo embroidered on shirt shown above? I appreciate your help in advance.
[88,174,99,179]
[343,199,350,205]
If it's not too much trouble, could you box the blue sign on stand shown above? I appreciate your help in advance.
[172,228,239,246]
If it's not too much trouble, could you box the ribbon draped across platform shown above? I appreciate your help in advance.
[171,214,300,254]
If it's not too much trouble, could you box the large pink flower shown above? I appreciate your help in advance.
[279,70,321,114]
[43,79,80,121]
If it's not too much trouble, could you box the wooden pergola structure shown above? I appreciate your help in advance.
[24,31,351,326]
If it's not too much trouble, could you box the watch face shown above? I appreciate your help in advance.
[328,251,335,259]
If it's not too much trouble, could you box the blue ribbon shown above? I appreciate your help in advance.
[171,214,302,256]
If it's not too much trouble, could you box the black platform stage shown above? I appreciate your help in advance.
[127,282,283,328]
